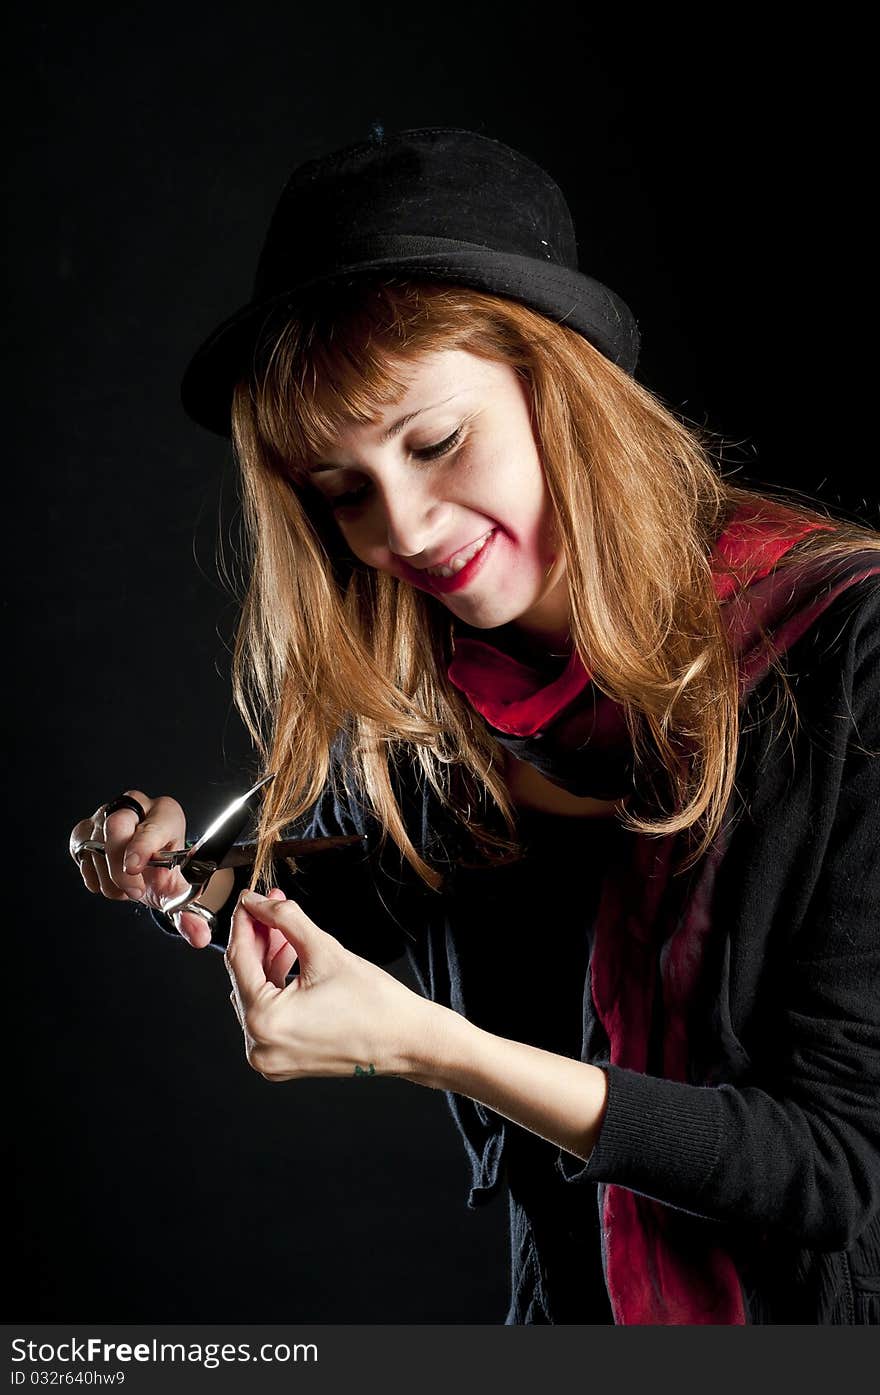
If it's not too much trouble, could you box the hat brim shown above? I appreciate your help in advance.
[180,246,640,438]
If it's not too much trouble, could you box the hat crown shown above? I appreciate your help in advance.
[253,127,580,299]
[181,125,640,437]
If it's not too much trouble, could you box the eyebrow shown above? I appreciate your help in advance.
[306,395,462,474]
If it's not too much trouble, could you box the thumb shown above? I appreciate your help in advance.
[239,890,328,968]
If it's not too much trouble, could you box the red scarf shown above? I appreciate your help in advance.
[448,504,843,736]
[447,502,880,1324]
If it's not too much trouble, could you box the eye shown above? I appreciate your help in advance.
[324,427,464,512]
[328,484,371,512]
[414,426,463,461]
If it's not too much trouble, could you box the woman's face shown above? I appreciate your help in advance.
[303,348,570,646]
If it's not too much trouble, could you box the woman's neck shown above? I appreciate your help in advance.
[455,619,573,670]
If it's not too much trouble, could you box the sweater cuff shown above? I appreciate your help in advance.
[555,1063,723,1207]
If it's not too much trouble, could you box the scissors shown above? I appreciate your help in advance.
[79,773,368,920]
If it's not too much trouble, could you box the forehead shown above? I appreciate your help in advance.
[332,348,502,441]
[375,347,496,409]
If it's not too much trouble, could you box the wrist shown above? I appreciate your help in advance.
[403,1009,610,1161]
[401,1000,483,1090]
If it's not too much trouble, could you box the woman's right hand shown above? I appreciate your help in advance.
[69,790,217,948]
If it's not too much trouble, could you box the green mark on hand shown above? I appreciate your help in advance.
[353,1063,376,1077]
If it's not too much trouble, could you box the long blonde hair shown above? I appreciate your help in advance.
[227,277,880,890]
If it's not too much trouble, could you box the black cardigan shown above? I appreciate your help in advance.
[150,575,880,1324]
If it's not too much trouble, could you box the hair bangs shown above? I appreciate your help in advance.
[248,280,476,474]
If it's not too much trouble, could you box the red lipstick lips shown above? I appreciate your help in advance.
[403,529,499,595]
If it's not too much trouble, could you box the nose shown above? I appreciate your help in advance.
[381,479,439,560]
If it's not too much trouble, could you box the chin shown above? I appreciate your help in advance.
[446,597,531,631]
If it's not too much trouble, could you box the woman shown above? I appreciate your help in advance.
[69,127,880,1325]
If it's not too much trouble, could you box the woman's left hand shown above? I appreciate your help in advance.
[224,888,438,1083]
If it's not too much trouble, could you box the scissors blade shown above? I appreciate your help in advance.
[178,772,276,885]
[78,777,367,872]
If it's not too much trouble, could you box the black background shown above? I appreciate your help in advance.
[4,5,873,1324]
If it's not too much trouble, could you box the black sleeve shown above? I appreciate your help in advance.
[554,579,880,1252]
[148,740,415,969]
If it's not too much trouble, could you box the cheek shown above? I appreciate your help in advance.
[475,441,544,517]
[506,456,554,536]
[336,519,392,572]
[332,511,365,547]
[510,471,558,572]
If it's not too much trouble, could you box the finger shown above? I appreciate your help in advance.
[79,852,101,894]
[104,792,152,898]
[69,817,95,865]
[229,987,244,1029]
[266,939,298,989]
[239,889,319,948]
[238,890,326,991]
[70,814,118,892]
[101,792,182,898]
[225,896,272,1003]
[92,849,129,901]
[262,889,294,987]
[175,909,213,950]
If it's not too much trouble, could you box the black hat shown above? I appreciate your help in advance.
[180,126,641,438]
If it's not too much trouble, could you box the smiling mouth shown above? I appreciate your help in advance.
[404,528,499,596]
[423,529,495,578]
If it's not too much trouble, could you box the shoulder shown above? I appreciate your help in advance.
[727,570,880,838]
[790,571,880,743]
[744,569,880,749]
[711,573,880,975]
[792,570,880,668]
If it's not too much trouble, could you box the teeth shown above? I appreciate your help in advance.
[425,531,493,578]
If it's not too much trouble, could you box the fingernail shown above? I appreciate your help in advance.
[125,855,140,872]
[128,888,143,901]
